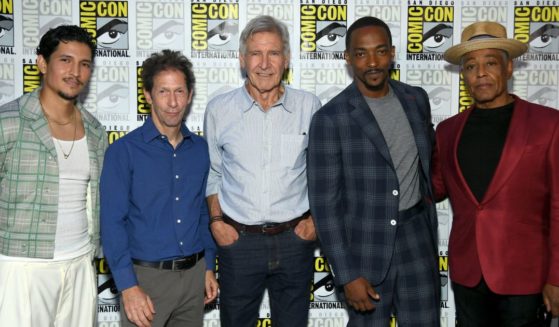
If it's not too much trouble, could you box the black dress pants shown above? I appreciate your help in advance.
[453,278,550,327]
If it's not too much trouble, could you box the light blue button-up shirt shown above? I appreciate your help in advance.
[204,84,321,225]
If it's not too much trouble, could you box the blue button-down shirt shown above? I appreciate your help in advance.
[204,85,321,224]
[100,117,216,291]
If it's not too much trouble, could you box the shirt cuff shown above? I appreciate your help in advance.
[206,174,220,196]
[204,248,217,271]
[111,265,138,292]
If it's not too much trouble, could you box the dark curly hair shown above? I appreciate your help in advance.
[141,50,195,93]
[36,25,96,62]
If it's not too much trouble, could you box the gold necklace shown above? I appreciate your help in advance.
[43,109,75,125]
[56,115,77,159]
[44,108,78,159]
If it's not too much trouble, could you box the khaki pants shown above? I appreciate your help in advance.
[0,253,97,327]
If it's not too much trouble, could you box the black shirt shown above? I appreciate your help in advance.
[457,102,514,202]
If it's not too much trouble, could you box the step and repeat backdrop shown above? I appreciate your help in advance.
[0,0,558,326]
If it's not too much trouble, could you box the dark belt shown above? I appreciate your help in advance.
[399,200,425,223]
[132,251,204,271]
[223,211,310,236]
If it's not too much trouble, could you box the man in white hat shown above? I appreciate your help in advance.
[432,21,559,325]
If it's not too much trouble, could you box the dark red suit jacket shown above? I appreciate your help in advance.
[432,95,559,294]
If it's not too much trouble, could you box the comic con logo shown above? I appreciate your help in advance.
[514,6,559,60]
[136,1,184,54]
[0,0,14,50]
[513,62,558,109]
[0,60,14,105]
[300,2,347,60]
[107,129,127,145]
[22,0,72,52]
[311,256,338,302]
[406,63,452,124]
[255,318,272,327]
[458,72,474,113]
[439,252,449,304]
[190,61,241,128]
[390,64,400,82]
[300,62,348,105]
[80,0,130,57]
[22,60,40,94]
[247,1,293,30]
[191,1,239,59]
[84,62,130,122]
[136,64,150,121]
[355,0,401,52]
[96,258,119,305]
[436,200,451,247]
[407,5,454,60]
[461,1,507,26]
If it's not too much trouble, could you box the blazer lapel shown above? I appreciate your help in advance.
[21,91,58,159]
[450,109,481,205]
[481,103,529,204]
[347,83,394,168]
[30,118,57,159]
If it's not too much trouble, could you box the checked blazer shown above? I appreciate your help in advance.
[307,80,438,287]
[0,89,108,258]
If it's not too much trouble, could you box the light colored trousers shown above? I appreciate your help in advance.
[0,253,97,327]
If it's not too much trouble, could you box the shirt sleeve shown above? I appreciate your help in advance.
[100,141,138,291]
[200,171,217,270]
[432,127,448,202]
[204,103,222,196]
[307,111,358,286]
[92,127,109,257]
[0,119,7,178]
[548,118,559,286]
[0,111,18,181]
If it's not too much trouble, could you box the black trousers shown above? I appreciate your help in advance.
[453,278,550,327]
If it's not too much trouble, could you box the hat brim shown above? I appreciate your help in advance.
[444,39,528,65]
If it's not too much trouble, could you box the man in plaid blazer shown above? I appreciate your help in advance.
[307,17,440,326]
[0,26,107,326]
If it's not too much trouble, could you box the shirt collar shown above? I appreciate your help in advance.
[141,116,192,143]
[241,82,292,113]
[20,88,102,130]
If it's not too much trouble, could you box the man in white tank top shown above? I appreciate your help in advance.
[0,25,108,326]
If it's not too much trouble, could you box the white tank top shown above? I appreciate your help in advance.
[52,136,91,260]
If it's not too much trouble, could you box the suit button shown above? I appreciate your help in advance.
[392,190,399,196]
[390,219,397,226]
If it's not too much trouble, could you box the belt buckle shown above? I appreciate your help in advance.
[261,223,277,234]
[172,258,188,270]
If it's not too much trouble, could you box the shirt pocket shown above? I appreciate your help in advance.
[280,134,308,168]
